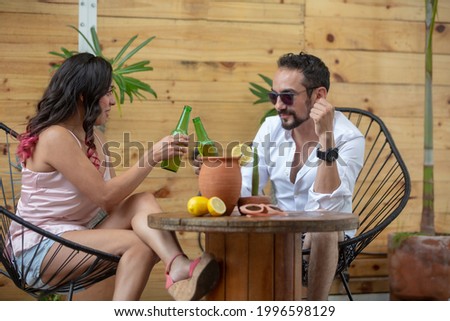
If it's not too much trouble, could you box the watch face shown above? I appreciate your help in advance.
[327,149,339,162]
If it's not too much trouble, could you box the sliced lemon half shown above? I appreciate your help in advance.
[231,143,253,166]
[187,196,210,216]
[207,196,227,216]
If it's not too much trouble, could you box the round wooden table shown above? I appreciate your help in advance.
[148,210,358,301]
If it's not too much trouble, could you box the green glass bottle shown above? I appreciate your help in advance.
[193,117,218,157]
[161,105,192,172]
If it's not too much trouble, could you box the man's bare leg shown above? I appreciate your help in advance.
[305,231,341,301]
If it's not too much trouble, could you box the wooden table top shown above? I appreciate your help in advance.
[148,210,359,233]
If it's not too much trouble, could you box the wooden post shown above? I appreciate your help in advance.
[205,232,302,300]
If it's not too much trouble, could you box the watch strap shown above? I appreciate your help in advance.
[317,147,339,162]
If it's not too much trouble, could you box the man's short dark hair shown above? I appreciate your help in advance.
[277,52,330,94]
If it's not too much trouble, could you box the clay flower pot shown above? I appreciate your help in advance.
[198,156,242,216]
[388,233,450,300]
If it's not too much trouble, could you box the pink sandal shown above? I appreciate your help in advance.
[165,252,220,301]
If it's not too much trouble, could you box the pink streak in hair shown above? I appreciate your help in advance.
[18,133,100,170]
[17,133,39,163]
[87,147,100,170]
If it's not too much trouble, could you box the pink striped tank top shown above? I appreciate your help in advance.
[10,130,111,255]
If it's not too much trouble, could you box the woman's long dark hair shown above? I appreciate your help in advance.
[18,53,113,168]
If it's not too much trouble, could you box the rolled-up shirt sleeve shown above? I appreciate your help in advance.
[305,133,365,213]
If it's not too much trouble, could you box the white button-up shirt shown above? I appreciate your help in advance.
[241,111,365,237]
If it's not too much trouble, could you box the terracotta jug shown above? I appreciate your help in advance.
[198,156,242,216]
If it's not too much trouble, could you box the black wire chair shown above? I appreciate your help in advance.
[0,122,120,300]
[194,108,411,300]
[302,107,411,300]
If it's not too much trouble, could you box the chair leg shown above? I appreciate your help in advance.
[68,282,74,301]
[197,232,204,252]
[339,270,353,301]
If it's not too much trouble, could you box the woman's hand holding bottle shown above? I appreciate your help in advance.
[149,134,189,166]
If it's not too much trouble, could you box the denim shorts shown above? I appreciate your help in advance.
[15,237,55,289]
[14,210,107,290]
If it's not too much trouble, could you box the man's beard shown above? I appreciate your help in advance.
[279,100,312,130]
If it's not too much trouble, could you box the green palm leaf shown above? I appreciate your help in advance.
[258,73,273,87]
[113,89,123,115]
[50,25,157,111]
[117,36,155,69]
[89,26,103,56]
[115,61,153,74]
[249,73,274,105]
[112,74,127,104]
[112,35,139,65]
[248,73,276,123]
[68,25,97,55]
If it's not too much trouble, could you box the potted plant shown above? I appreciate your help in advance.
[387,0,449,301]
[50,25,157,114]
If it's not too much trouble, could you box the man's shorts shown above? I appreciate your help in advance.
[301,234,354,287]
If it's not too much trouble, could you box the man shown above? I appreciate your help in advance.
[240,52,364,300]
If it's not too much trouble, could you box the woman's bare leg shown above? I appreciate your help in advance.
[112,238,158,300]
[110,191,220,299]
[65,191,217,300]
[113,192,192,282]
[42,228,157,300]
[75,192,160,301]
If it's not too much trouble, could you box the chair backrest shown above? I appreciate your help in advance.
[335,108,411,258]
[0,122,120,300]
[0,123,20,212]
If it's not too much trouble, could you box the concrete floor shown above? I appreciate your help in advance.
[329,293,390,301]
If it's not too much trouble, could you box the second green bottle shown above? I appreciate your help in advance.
[193,117,218,157]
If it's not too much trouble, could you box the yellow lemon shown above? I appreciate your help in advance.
[231,143,253,166]
[231,143,242,158]
[187,196,209,216]
[207,197,227,216]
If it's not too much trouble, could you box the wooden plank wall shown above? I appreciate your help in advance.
[1,0,449,300]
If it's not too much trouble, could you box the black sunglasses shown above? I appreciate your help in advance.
[268,87,318,105]
[268,91,298,105]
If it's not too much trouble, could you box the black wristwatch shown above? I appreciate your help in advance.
[317,147,339,163]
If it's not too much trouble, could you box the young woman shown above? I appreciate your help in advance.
[10,52,219,301]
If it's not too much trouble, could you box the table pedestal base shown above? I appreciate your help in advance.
[205,232,303,301]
